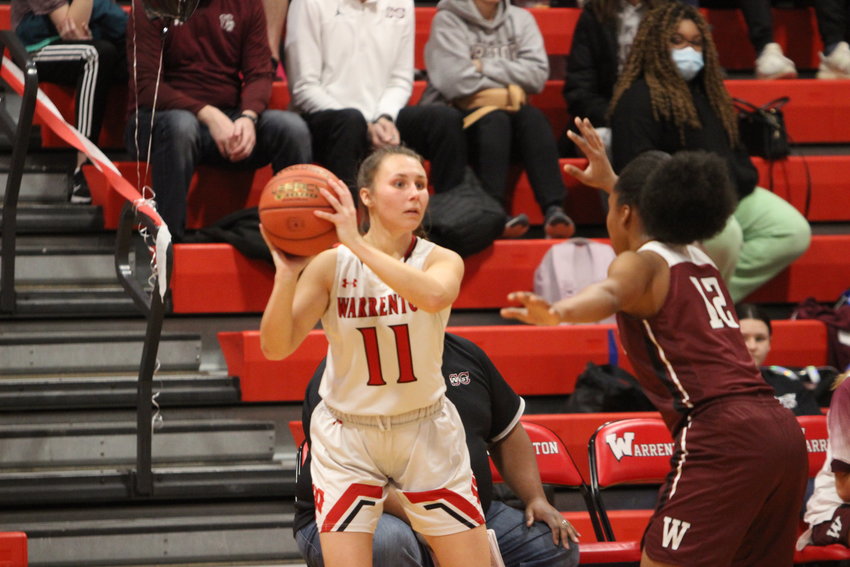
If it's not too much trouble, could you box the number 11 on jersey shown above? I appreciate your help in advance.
[358,324,419,386]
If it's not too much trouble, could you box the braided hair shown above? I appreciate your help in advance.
[608,3,739,146]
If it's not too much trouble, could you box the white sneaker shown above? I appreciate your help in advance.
[755,42,798,79]
[817,41,850,79]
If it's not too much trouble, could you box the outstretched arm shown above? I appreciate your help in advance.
[490,424,580,548]
[501,251,661,325]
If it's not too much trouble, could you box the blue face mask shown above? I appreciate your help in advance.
[671,46,704,81]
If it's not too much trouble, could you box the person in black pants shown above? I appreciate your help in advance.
[284,0,467,199]
[12,0,128,204]
[814,0,850,78]
[421,0,575,239]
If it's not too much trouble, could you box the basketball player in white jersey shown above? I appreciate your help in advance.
[260,146,490,567]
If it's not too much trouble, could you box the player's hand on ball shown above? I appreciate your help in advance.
[501,291,561,326]
[315,178,360,248]
[259,224,314,273]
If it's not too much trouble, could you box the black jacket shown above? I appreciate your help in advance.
[563,6,618,127]
[610,77,758,199]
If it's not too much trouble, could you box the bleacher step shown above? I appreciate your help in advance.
[0,462,295,507]
[0,371,240,411]
[10,233,149,286]
[11,287,141,317]
[0,501,299,567]
[0,418,276,469]
[0,329,202,374]
[1,203,104,233]
[0,170,68,202]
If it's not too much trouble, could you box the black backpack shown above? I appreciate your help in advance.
[425,168,505,258]
[183,207,272,264]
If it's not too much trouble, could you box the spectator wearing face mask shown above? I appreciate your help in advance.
[607,2,811,302]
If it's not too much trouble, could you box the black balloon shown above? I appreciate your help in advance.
[142,0,201,23]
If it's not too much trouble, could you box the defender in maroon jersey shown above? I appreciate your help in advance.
[503,118,807,567]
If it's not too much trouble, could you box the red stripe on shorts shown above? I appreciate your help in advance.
[405,488,485,525]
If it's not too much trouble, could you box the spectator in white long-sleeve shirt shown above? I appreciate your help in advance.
[284,0,467,195]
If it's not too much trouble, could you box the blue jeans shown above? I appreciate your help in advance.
[125,108,311,239]
[295,500,579,567]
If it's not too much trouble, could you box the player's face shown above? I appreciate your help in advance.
[367,154,429,230]
[740,318,771,366]
[606,191,629,254]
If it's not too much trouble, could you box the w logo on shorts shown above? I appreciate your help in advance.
[662,516,691,550]
[828,516,843,540]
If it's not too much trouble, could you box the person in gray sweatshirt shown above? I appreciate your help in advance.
[422,0,575,239]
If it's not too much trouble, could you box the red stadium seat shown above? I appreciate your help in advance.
[489,421,604,542]
[588,417,671,542]
[799,414,829,477]
[589,415,850,563]
[794,414,850,563]
[489,422,641,562]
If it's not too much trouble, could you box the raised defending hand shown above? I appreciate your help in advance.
[315,177,361,248]
[563,117,618,193]
[524,497,581,549]
[501,291,561,326]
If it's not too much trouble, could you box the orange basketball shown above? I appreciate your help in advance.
[259,164,340,256]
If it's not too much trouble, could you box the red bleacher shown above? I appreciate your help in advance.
[218,318,827,404]
[172,234,850,314]
[0,532,27,567]
[9,3,846,151]
[65,78,850,151]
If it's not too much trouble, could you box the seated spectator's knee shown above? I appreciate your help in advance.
[92,39,119,66]
[427,105,465,132]
[516,103,546,121]
[372,515,427,565]
[786,214,812,253]
[473,109,511,132]
[260,110,311,145]
[154,109,202,148]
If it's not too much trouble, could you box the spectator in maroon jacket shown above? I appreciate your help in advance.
[124,0,310,240]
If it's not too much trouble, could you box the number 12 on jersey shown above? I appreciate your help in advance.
[358,324,419,386]
[690,276,739,329]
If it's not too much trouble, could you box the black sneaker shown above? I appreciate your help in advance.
[70,168,92,204]
[544,205,575,239]
[502,213,530,238]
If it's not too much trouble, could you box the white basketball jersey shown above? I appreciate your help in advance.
[319,238,449,416]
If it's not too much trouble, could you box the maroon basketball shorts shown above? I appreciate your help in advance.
[643,395,808,567]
